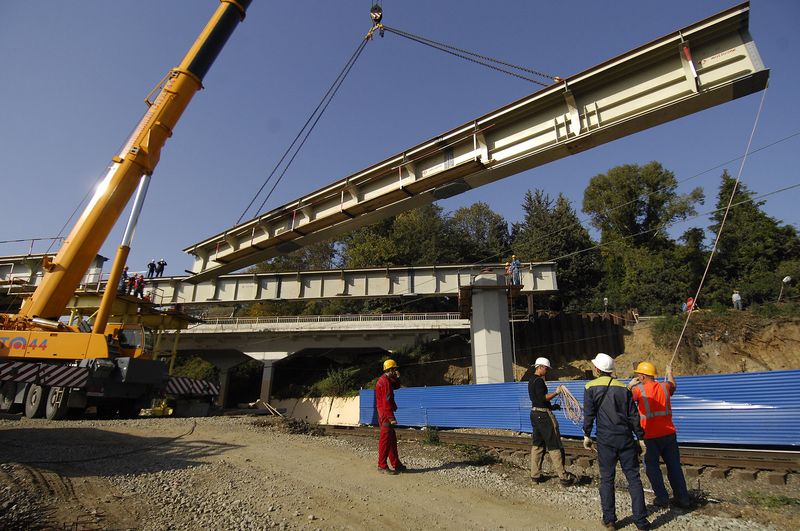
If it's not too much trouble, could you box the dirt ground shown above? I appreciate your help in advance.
[1,415,797,531]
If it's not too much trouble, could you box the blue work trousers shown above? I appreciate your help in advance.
[644,433,689,504]
[596,441,648,527]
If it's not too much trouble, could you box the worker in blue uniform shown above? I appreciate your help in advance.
[583,353,650,530]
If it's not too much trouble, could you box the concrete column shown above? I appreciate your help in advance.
[217,367,231,407]
[470,271,513,384]
[259,362,275,402]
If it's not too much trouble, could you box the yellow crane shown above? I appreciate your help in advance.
[0,0,250,419]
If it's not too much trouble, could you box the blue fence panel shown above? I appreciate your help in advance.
[358,370,800,446]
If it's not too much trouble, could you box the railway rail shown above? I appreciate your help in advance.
[323,425,799,477]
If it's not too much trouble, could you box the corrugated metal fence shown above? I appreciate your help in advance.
[360,370,800,446]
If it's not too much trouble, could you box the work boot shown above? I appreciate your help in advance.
[395,464,407,472]
[674,498,692,509]
[602,520,616,530]
[559,472,576,487]
[652,498,669,508]
[531,475,546,484]
[378,467,398,475]
[635,520,651,530]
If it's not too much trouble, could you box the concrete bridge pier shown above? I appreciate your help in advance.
[470,271,513,384]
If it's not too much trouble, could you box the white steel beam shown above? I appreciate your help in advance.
[184,3,767,282]
[148,262,556,305]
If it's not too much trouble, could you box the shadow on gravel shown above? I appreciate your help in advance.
[0,425,241,478]
[402,459,498,473]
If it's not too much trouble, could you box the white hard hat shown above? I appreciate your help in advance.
[534,357,551,369]
[591,353,615,373]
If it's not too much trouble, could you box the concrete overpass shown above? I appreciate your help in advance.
[172,312,469,404]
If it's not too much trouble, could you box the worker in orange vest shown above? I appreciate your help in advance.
[629,362,691,509]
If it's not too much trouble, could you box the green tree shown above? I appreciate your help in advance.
[582,162,703,249]
[704,171,800,305]
[512,190,600,311]
[450,202,510,264]
[340,204,460,268]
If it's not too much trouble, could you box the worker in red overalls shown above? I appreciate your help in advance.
[629,362,690,509]
[375,359,406,474]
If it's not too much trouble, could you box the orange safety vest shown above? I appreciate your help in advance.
[632,380,676,439]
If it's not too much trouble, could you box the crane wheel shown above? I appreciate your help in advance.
[0,382,22,413]
[45,386,70,421]
[24,384,49,418]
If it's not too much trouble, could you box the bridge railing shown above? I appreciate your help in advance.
[200,312,464,326]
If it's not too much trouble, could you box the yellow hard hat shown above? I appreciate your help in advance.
[383,359,398,371]
[635,361,657,377]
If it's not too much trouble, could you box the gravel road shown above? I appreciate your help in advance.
[0,415,795,530]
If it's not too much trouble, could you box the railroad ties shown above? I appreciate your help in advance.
[323,425,799,485]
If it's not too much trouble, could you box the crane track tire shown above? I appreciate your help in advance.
[24,384,48,419]
[45,387,70,421]
[0,381,22,413]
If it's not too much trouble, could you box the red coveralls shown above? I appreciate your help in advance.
[375,373,401,470]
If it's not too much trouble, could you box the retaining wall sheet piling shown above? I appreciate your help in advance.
[359,370,800,446]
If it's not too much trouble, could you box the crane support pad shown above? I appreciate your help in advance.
[184,2,767,282]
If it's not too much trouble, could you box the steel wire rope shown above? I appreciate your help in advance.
[667,86,769,371]
[254,40,369,217]
[237,37,370,224]
[382,25,554,86]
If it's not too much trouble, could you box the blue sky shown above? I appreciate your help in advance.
[2,1,798,276]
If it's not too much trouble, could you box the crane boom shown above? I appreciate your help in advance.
[18,0,251,321]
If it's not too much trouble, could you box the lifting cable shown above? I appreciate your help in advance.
[239,5,560,222]
[237,37,371,224]
[381,25,560,87]
[667,85,769,373]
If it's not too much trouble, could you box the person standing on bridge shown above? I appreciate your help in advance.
[119,266,129,294]
[146,259,156,279]
[629,361,691,510]
[528,357,575,486]
[375,359,406,475]
[583,353,649,530]
[133,274,145,299]
[156,258,167,277]
[510,255,522,285]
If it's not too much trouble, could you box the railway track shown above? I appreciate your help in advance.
[323,425,800,476]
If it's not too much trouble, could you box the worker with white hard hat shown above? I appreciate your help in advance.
[528,357,575,486]
[583,353,649,530]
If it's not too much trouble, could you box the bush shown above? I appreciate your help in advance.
[308,367,360,397]
[171,355,218,382]
[650,315,684,349]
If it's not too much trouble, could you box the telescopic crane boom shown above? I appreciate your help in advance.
[16,0,251,323]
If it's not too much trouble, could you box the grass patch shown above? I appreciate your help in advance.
[747,492,800,508]
[422,426,440,445]
[451,444,498,466]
